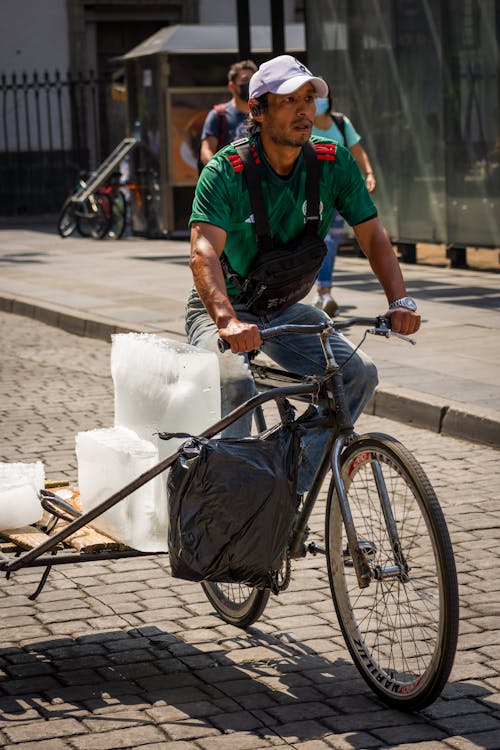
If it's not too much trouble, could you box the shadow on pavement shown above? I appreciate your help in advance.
[1,626,498,748]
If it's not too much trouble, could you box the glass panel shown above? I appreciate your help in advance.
[305,0,499,248]
[443,0,500,246]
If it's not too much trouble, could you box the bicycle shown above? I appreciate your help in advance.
[201,315,459,711]
[0,316,458,711]
[57,173,113,240]
[57,137,138,240]
[58,169,155,241]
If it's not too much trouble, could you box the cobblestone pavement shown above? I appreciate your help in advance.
[1,312,500,750]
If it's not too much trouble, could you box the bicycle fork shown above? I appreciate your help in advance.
[331,436,372,589]
[370,460,410,582]
[332,439,410,588]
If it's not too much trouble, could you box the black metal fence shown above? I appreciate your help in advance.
[0,70,107,216]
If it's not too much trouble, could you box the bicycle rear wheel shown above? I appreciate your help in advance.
[326,433,458,711]
[57,199,77,237]
[201,581,270,628]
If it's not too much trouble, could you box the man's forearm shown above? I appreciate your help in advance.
[190,245,237,328]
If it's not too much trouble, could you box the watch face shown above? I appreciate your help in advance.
[402,297,417,311]
[391,297,417,311]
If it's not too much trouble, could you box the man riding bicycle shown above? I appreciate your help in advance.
[186,55,420,492]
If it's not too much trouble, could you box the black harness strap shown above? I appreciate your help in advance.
[302,141,320,230]
[232,137,273,252]
[232,137,320,250]
[220,138,321,296]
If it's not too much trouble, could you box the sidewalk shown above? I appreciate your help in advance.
[1,226,499,448]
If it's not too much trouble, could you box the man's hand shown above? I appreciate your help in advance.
[218,319,262,353]
[386,308,421,336]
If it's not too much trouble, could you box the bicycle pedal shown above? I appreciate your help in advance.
[307,541,326,556]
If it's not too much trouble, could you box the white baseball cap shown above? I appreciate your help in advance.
[249,55,329,99]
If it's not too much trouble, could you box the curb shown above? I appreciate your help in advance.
[2,293,499,450]
[368,385,500,447]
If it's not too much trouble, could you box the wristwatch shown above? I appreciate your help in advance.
[389,296,417,312]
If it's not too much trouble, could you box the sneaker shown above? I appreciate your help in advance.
[313,292,338,318]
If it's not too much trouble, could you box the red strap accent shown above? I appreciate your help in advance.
[313,141,337,161]
[313,143,337,161]
[227,153,244,172]
[250,143,261,165]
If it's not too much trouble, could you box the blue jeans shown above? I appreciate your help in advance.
[185,289,378,493]
[317,210,344,289]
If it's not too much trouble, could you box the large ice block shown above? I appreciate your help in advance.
[111,333,221,458]
[0,461,44,530]
[76,426,168,552]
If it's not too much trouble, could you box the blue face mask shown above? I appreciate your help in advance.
[315,98,329,115]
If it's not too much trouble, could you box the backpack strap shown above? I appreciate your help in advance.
[331,112,347,145]
[214,104,227,151]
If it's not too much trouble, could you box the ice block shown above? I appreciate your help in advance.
[76,426,167,552]
[0,461,44,530]
[111,333,221,458]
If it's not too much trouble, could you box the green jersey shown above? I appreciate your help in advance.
[190,134,377,296]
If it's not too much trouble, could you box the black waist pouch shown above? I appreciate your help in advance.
[164,424,301,591]
[237,230,327,314]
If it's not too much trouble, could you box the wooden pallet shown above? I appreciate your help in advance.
[0,483,130,554]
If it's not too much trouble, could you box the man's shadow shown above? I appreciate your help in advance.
[0,624,496,748]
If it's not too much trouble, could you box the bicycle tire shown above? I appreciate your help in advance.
[108,189,127,239]
[76,195,111,239]
[57,199,77,238]
[201,581,270,628]
[325,432,458,711]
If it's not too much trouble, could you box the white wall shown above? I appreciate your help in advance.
[0,0,70,150]
[0,0,70,75]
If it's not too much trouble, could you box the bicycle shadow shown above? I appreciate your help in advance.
[0,625,497,748]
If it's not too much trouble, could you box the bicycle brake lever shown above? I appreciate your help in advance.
[368,327,416,345]
[390,331,417,345]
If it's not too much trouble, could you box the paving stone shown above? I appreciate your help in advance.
[1,309,500,749]
[70,724,168,749]
[2,718,84,743]
[3,741,73,750]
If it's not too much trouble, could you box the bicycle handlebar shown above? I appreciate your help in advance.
[217,315,393,352]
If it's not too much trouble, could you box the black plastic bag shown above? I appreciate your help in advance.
[165,424,301,589]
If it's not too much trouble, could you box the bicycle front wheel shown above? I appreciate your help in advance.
[326,433,458,711]
[201,581,270,628]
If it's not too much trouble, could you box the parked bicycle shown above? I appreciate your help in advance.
[0,316,458,711]
[57,172,112,239]
[57,169,155,241]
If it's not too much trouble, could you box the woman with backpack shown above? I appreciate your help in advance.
[312,91,376,316]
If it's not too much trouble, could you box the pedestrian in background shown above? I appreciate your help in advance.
[199,59,257,170]
[312,90,376,316]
